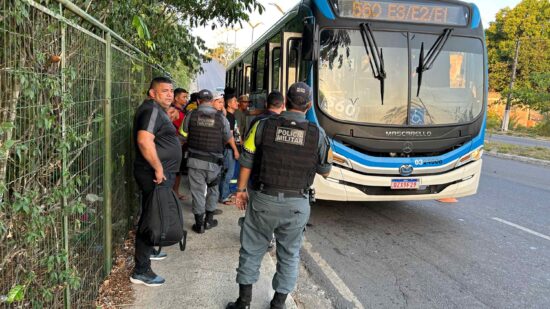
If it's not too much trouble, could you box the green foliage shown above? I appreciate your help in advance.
[69,0,264,84]
[533,118,550,136]
[513,72,550,113]
[2,0,263,306]
[6,285,25,304]
[168,60,192,89]
[486,110,502,130]
[486,0,550,112]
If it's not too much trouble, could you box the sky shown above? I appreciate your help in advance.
[193,0,522,51]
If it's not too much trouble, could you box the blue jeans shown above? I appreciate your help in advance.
[219,148,236,201]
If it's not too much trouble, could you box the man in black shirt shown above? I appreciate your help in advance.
[131,77,181,287]
[219,88,240,204]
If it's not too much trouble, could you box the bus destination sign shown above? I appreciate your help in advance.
[337,0,469,26]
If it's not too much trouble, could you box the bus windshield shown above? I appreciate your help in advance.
[318,29,484,126]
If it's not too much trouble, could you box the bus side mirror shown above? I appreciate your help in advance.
[302,23,318,61]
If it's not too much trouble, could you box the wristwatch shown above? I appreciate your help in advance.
[236,188,247,193]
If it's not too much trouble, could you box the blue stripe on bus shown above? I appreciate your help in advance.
[470,4,481,29]
[313,0,336,20]
[331,139,475,169]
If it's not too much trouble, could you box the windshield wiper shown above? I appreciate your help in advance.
[416,28,454,97]
[360,23,386,105]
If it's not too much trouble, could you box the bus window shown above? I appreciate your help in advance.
[232,67,238,88]
[244,65,251,95]
[237,67,243,95]
[272,47,281,90]
[287,39,301,87]
[253,47,267,92]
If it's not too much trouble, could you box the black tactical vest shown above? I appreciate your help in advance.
[187,109,225,154]
[256,116,320,191]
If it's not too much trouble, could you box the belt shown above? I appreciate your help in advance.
[256,184,307,198]
[189,153,223,165]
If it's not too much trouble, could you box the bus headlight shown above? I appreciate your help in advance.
[333,153,350,167]
[456,147,483,168]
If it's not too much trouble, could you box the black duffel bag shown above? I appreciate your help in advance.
[138,185,187,251]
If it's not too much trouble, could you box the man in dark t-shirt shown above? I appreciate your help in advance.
[219,88,240,204]
[131,77,181,287]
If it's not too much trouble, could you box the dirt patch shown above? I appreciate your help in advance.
[96,230,136,308]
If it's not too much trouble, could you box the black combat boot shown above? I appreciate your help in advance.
[226,284,252,309]
[204,211,218,230]
[192,213,205,234]
[270,292,288,309]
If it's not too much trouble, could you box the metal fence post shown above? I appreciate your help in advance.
[60,9,71,308]
[103,33,113,275]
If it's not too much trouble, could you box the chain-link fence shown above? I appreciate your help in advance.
[1,0,164,307]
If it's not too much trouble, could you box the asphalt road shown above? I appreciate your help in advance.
[485,133,550,148]
[303,156,550,308]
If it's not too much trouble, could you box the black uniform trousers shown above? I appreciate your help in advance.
[133,169,175,274]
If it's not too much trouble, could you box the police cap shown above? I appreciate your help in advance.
[287,82,312,106]
[198,89,213,101]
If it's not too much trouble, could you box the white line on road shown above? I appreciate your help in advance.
[303,239,365,309]
[492,217,550,241]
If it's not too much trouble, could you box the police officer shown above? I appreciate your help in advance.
[227,82,332,309]
[180,89,239,233]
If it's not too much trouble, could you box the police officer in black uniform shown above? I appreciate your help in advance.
[180,89,237,233]
[227,82,333,309]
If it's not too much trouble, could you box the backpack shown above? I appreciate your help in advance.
[138,185,187,251]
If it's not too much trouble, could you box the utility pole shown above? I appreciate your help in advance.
[501,38,520,132]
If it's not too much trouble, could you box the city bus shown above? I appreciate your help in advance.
[225,0,486,202]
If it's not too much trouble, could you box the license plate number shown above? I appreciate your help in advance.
[391,179,420,190]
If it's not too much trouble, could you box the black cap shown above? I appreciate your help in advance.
[287,82,312,105]
[198,89,213,101]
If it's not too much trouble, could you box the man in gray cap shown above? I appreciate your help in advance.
[180,89,238,233]
[226,82,333,309]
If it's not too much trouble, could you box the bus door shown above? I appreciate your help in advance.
[268,42,281,93]
[281,32,302,96]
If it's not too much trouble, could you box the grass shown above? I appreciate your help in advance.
[485,129,550,141]
[484,141,550,161]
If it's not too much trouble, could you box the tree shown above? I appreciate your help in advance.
[514,72,550,114]
[70,0,264,85]
[206,42,241,67]
[485,0,550,113]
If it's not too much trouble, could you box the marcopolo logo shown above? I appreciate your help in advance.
[385,130,433,137]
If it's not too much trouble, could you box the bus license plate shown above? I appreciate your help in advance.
[391,179,420,190]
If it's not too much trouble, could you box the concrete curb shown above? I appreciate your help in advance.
[485,151,550,167]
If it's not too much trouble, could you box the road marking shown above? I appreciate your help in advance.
[492,217,550,241]
[303,239,365,309]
